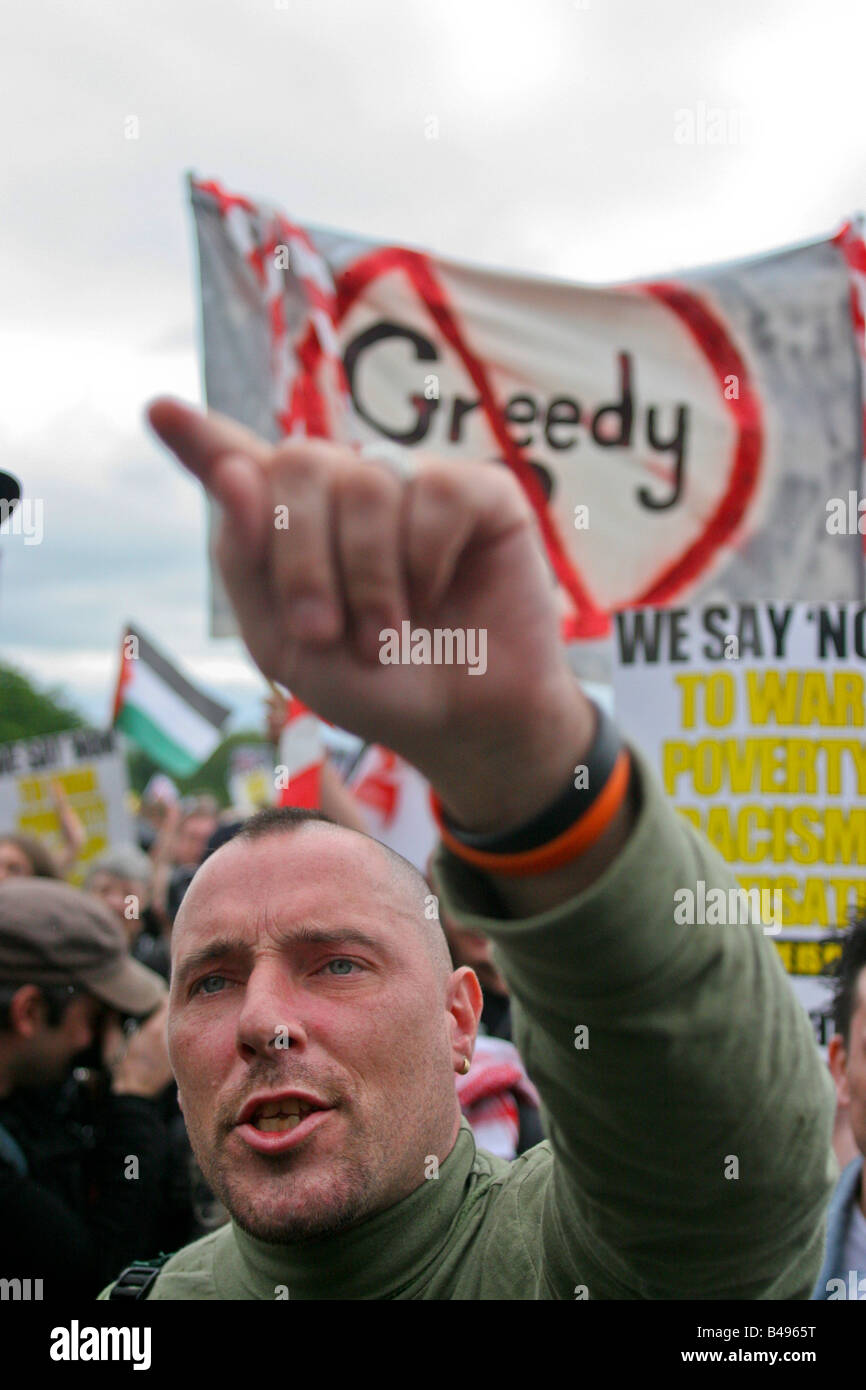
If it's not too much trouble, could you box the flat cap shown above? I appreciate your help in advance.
[0,878,165,1016]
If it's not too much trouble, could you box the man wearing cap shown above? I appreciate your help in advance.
[97,400,836,1300]
[0,877,172,1297]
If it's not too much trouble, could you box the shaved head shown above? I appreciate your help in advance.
[221,808,453,986]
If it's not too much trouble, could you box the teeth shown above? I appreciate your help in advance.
[251,1098,312,1129]
[257,1114,302,1132]
[259,1100,291,1118]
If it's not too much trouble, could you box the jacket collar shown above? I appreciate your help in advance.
[215,1121,478,1300]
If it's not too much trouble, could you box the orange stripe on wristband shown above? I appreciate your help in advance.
[431,750,632,878]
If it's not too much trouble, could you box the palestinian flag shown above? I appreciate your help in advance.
[113,625,230,777]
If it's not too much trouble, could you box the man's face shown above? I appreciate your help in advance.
[0,841,34,883]
[87,871,148,943]
[13,990,106,1088]
[172,814,216,868]
[168,827,465,1244]
[832,968,866,1160]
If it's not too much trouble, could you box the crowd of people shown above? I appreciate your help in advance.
[4,701,863,1299]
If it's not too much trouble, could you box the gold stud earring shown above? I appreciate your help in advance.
[460,1057,471,1075]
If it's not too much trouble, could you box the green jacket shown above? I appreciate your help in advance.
[99,747,836,1299]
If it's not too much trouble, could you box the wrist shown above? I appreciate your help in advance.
[431,677,595,834]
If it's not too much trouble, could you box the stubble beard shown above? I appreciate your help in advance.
[192,1124,381,1245]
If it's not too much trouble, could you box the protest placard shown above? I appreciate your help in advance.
[612,602,866,1035]
[0,728,132,886]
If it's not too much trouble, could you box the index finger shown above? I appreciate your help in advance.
[147,397,272,484]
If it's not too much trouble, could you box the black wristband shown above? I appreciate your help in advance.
[439,698,622,855]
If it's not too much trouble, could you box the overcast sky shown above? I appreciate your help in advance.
[1,0,865,731]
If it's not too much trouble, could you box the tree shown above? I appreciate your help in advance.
[0,663,85,744]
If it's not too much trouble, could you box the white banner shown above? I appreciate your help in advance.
[189,177,866,686]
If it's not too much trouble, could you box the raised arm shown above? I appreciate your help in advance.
[148,399,835,1299]
[146,396,631,911]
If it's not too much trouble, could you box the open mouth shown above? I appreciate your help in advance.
[236,1094,333,1154]
[250,1098,317,1133]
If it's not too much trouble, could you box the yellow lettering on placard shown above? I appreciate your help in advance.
[662,737,866,797]
[18,779,47,805]
[823,809,866,864]
[688,806,866,868]
[828,877,866,924]
[745,671,799,724]
[55,770,96,795]
[704,672,736,727]
[19,812,57,836]
[673,674,703,729]
[745,670,865,727]
[739,874,866,929]
[801,878,830,927]
[662,741,691,794]
[704,806,738,860]
[788,807,824,864]
[772,939,847,975]
[797,942,824,972]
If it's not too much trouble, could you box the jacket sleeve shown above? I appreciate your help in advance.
[432,743,838,1299]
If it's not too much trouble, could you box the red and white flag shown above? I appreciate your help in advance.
[346,745,438,873]
[275,695,323,809]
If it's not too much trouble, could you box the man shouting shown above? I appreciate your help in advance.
[102,399,835,1300]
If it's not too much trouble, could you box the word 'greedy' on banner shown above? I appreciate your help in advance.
[189,177,866,650]
[0,728,132,885]
[611,603,866,988]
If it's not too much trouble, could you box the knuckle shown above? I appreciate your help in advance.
[343,549,396,602]
[339,468,399,513]
[349,581,393,611]
[281,562,333,597]
[273,450,323,491]
[275,437,336,466]
[479,459,530,507]
[414,469,464,512]
[272,534,333,592]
